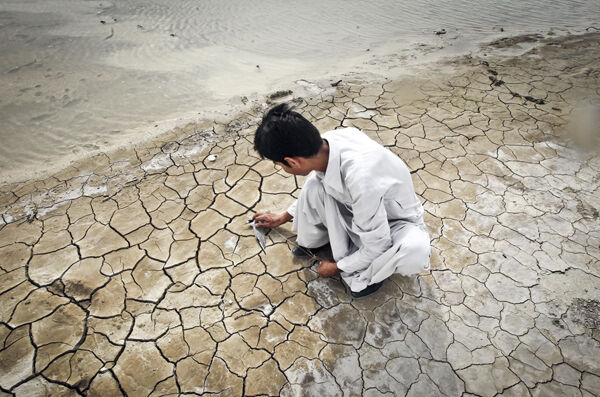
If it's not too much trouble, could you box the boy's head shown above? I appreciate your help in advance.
[254,103,322,166]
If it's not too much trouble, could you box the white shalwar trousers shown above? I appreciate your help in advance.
[292,176,431,292]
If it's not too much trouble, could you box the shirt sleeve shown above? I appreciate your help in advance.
[286,200,297,218]
[336,182,393,274]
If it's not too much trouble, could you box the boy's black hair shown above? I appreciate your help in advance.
[254,103,322,165]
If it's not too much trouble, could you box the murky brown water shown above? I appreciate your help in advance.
[0,0,598,184]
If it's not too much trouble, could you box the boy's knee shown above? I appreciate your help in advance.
[404,230,431,266]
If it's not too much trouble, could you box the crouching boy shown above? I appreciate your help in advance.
[252,104,430,297]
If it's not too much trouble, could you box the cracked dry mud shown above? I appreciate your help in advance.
[1,33,600,396]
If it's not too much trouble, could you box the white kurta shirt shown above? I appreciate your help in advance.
[288,127,425,274]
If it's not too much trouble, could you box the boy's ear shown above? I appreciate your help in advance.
[283,156,302,168]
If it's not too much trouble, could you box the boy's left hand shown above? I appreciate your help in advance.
[317,260,342,278]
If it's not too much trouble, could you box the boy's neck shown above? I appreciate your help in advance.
[314,140,329,173]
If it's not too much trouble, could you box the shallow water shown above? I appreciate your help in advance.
[0,0,598,184]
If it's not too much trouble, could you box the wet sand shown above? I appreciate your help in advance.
[2,0,599,185]
[0,32,599,395]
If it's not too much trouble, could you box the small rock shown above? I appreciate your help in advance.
[524,96,545,104]
[435,29,447,35]
[268,90,292,100]
[262,305,273,316]
[207,155,217,162]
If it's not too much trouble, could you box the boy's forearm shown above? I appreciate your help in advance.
[279,211,293,224]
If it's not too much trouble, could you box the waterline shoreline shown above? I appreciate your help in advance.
[1,31,599,226]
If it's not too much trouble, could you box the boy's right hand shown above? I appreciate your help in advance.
[252,211,292,228]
